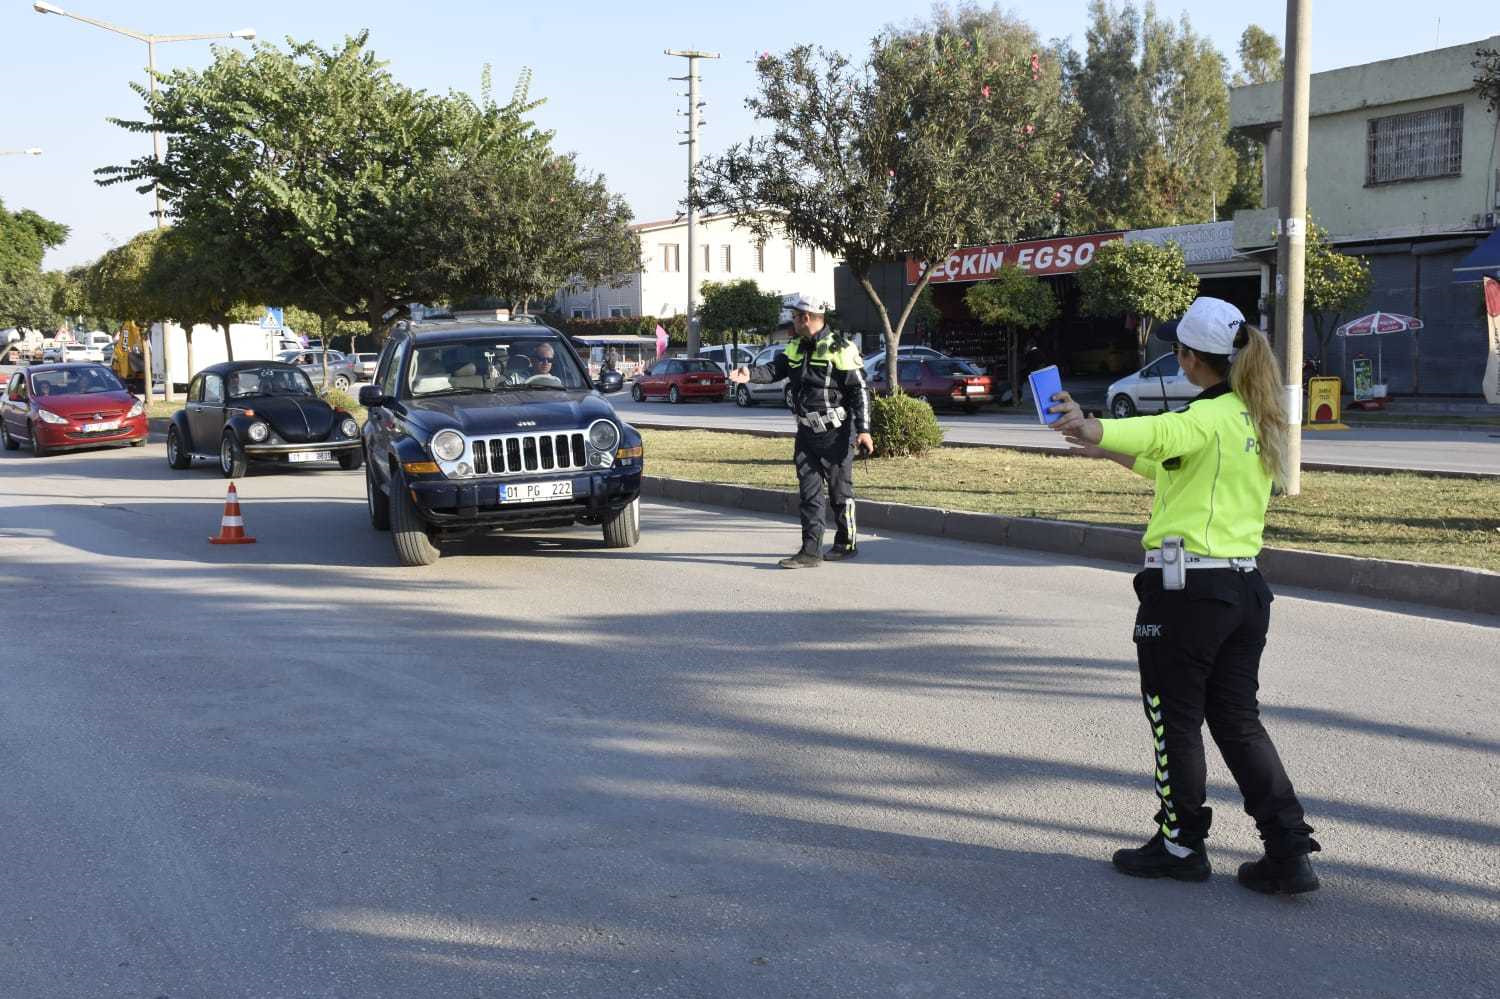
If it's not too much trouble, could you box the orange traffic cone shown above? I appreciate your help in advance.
[209,482,257,545]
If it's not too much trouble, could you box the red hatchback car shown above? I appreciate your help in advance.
[630,357,728,403]
[867,357,994,412]
[1,363,148,456]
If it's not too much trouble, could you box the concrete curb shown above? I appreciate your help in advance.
[630,421,1500,481]
[641,475,1500,617]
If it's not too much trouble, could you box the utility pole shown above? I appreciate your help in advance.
[667,49,718,357]
[1273,0,1311,495]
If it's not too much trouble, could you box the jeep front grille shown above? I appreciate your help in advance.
[470,431,588,476]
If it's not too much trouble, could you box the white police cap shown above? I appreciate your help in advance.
[786,292,827,315]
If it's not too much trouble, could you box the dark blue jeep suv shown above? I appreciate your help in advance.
[359,322,643,565]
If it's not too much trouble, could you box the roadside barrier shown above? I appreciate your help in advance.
[209,482,257,545]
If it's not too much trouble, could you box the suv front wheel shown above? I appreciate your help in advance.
[389,466,440,566]
[601,497,641,548]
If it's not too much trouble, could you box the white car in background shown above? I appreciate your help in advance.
[1105,352,1200,417]
[733,343,793,408]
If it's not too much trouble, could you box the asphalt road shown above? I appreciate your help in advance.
[612,395,1500,475]
[2,442,1497,998]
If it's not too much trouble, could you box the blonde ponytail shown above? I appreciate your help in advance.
[1229,326,1289,485]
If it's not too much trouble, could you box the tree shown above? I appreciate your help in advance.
[98,34,546,339]
[697,279,782,348]
[697,5,1081,390]
[1473,46,1500,113]
[1066,1,1235,228]
[1303,222,1372,367]
[144,226,264,363]
[418,147,638,315]
[0,198,69,330]
[1223,25,1282,215]
[964,267,1059,402]
[1076,239,1198,364]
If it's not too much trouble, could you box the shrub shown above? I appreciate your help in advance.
[320,385,362,419]
[871,392,943,458]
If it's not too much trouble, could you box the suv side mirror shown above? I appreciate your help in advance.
[597,370,624,394]
[358,385,385,407]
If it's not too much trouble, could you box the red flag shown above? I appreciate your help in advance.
[1483,277,1500,404]
[655,323,669,358]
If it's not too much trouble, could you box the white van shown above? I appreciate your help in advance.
[82,331,113,363]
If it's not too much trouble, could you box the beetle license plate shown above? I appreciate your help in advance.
[288,450,332,463]
[502,480,573,503]
[82,420,120,433]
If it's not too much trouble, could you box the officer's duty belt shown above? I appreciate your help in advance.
[1143,550,1258,571]
[796,406,847,432]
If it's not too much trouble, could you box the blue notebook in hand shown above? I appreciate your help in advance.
[1028,364,1063,424]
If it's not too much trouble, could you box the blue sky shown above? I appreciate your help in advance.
[2,0,1495,270]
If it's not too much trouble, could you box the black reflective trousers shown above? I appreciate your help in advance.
[793,425,856,555]
[1132,567,1317,857]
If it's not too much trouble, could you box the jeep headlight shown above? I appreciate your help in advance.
[340,417,359,438]
[431,429,465,462]
[587,419,620,452]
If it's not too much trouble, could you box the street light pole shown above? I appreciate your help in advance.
[33,2,254,403]
[667,49,718,357]
[1273,0,1311,495]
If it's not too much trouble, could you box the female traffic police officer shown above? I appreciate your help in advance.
[1047,297,1321,895]
[729,294,874,568]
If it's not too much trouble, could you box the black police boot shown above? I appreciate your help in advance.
[778,551,823,569]
[1112,832,1211,882]
[1237,851,1320,895]
[824,543,858,561]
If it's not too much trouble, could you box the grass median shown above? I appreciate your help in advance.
[641,429,1500,572]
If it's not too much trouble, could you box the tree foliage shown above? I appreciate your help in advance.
[1223,25,1282,216]
[1076,239,1198,362]
[697,279,782,341]
[1066,1,1235,228]
[97,34,601,339]
[417,147,639,313]
[1303,221,1372,366]
[1474,47,1500,114]
[964,266,1059,332]
[0,197,69,330]
[696,3,1081,387]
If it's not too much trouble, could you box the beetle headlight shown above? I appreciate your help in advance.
[431,429,465,462]
[248,421,270,442]
[340,417,359,438]
[587,419,620,452]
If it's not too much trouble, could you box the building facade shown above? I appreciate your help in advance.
[552,213,838,322]
[1231,36,1500,395]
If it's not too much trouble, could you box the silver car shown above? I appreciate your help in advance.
[734,343,793,408]
[1105,352,1199,417]
[276,349,361,391]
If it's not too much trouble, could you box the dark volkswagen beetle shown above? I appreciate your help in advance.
[166,361,363,477]
[360,322,641,566]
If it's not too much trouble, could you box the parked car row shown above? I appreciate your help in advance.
[632,342,1004,414]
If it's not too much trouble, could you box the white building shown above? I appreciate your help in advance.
[552,212,838,321]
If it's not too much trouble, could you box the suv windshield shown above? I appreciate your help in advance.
[229,366,315,398]
[408,337,585,396]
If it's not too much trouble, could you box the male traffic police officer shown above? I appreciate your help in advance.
[730,294,874,568]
